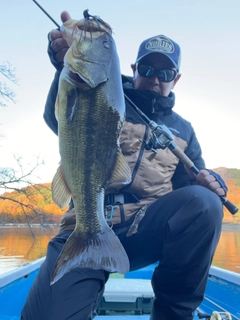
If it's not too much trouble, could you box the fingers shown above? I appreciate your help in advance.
[48,11,71,64]
[196,170,225,196]
[48,11,71,43]
[61,11,71,23]
[55,47,69,64]
[49,29,61,42]
[48,31,69,63]
[48,11,71,63]
[51,37,68,53]
[196,170,214,185]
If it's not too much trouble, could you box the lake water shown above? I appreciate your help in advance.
[0,224,240,275]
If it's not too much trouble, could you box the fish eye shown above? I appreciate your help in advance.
[103,41,110,49]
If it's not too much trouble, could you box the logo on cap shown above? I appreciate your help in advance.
[145,36,175,53]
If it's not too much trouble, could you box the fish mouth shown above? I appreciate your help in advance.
[68,70,85,83]
[64,62,107,88]
[64,68,88,86]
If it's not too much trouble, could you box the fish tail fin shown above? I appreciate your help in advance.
[52,163,72,209]
[51,225,130,284]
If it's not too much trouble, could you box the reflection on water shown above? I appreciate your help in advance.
[0,225,240,275]
[213,230,240,273]
[0,225,58,274]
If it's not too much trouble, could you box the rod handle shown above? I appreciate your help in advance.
[170,144,239,215]
[220,197,239,214]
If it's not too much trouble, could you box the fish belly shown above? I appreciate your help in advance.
[51,79,130,284]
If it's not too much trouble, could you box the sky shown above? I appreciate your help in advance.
[1,0,240,187]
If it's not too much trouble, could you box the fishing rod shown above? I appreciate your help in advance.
[31,0,238,215]
[125,94,239,215]
[32,0,60,28]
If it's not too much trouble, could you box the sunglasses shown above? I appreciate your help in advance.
[137,63,177,83]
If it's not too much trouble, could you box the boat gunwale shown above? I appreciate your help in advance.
[209,266,240,285]
[0,260,240,288]
[0,257,45,288]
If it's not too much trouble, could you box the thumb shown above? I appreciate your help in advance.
[61,11,71,23]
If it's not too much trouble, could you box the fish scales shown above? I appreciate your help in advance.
[51,11,131,284]
[59,82,122,233]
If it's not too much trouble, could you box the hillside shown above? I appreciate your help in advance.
[0,168,239,224]
[0,183,65,224]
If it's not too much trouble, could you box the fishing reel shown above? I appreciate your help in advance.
[198,310,232,320]
[144,121,174,154]
[210,312,232,320]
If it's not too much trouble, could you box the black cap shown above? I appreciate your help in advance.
[136,35,181,71]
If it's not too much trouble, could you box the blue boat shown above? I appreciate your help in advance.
[0,257,239,320]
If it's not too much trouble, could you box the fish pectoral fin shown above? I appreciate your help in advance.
[66,87,79,124]
[52,163,72,209]
[109,149,132,185]
[55,94,60,121]
[55,82,79,123]
[50,224,130,285]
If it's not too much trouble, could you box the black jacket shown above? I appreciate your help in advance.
[44,71,220,225]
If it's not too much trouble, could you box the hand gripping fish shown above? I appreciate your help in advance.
[51,10,131,284]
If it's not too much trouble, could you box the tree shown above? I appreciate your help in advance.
[0,61,18,107]
[0,155,59,237]
[0,61,58,237]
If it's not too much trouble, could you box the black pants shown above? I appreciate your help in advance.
[21,185,223,320]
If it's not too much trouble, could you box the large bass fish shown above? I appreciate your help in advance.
[51,10,131,284]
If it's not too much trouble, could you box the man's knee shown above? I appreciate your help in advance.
[167,186,223,237]
[193,186,223,228]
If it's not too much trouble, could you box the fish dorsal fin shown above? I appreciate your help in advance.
[52,162,72,209]
[109,149,132,185]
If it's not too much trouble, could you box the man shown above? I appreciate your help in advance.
[21,11,226,320]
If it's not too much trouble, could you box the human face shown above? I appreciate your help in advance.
[131,53,181,96]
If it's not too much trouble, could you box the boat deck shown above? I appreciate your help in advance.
[0,314,201,320]
[0,257,239,320]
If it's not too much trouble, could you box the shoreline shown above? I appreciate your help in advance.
[221,223,240,232]
[0,223,60,228]
[0,222,240,231]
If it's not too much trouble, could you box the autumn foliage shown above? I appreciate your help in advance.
[214,168,240,223]
[0,183,66,224]
[0,168,239,224]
